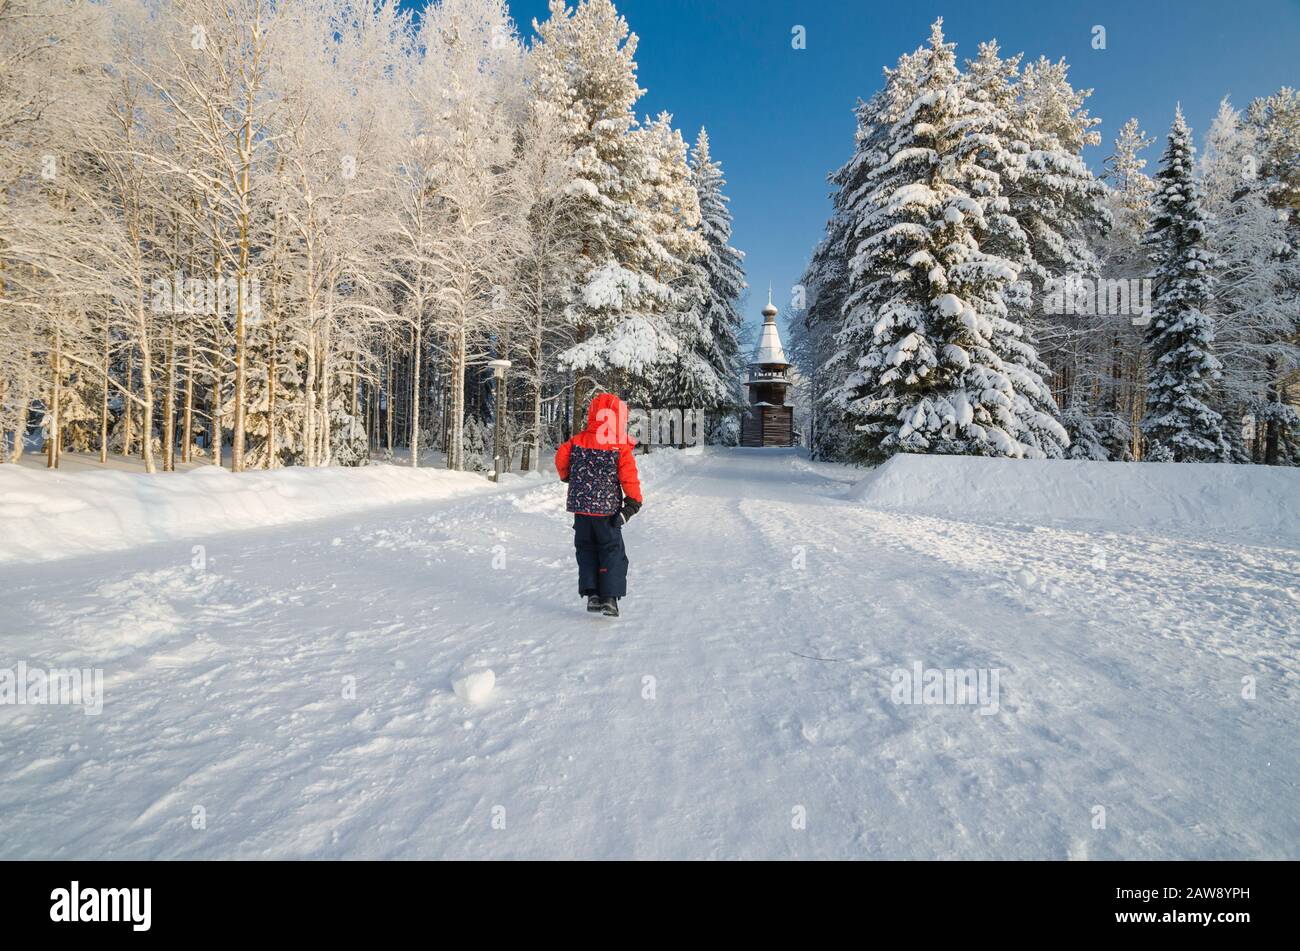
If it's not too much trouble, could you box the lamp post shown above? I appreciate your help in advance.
[487,359,511,482]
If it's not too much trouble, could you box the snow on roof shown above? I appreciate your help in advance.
[752,309,788,366]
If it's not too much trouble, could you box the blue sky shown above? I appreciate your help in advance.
[423,0,1300,340]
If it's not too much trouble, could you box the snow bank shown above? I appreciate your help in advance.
[0,446,705,565]
[850,454,1300,543]
[638,443,704,474]
[0,463,501,564]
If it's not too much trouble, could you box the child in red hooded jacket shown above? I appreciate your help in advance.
[554,393,642,617]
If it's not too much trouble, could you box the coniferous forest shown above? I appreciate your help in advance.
[792,20,1299,466]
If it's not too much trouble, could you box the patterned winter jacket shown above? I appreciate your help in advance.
[554,393,643,517]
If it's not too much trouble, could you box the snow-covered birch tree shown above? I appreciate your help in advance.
[1200,98,1300,461]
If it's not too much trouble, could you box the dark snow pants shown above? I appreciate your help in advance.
[573,513,629,599]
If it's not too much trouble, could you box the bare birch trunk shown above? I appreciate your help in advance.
[385,343,394,454]
[163,321,176,471]
[11,349,31,464]
[367,372,377,452]
[99,316,111,464]
[320,323,331,465]
[47,323,61,469]
[123,349,134,458]
[304,328,317,467]
[210,349,222,467]
[182,345,194,463]
[231,80,258,472]
[410,320,422,468]
[447,321,466,472]
[137,293,157,474]
[267,326,277,469]
[525,303,544,471]
[351,350,359,421]
[231,276,248,472]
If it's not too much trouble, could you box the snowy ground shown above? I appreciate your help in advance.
[0,448,1296,859]
[10,448,216,474]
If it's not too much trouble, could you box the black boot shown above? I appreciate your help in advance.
[601,597,620,617]
[586,595,603,613]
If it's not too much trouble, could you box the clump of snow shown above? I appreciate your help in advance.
[452,670,496,704]
[851,454,1300,542]
[0,464,499,564]
[935,293,964,316]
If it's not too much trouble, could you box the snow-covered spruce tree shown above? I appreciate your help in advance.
[458,413,492,472]
[831,20,1068,462]
[686,127,747,437]
[1014,55,1109,280]
[966,42,1111,458]
[791,222,853,459]
[532,0,676,408]
[243,352,307,469]
[329,394,370,467]
[1060,404,1109,460]
[37,330,100,456]
[1140,107,1230,463]
[795,89,893,460]
[964,43,1111,294]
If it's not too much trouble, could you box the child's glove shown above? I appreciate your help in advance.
[617,498,642,525]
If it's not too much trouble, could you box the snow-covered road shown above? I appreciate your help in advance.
[1,448,1296,858]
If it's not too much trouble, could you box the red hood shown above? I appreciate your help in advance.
[584,393,636,447]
